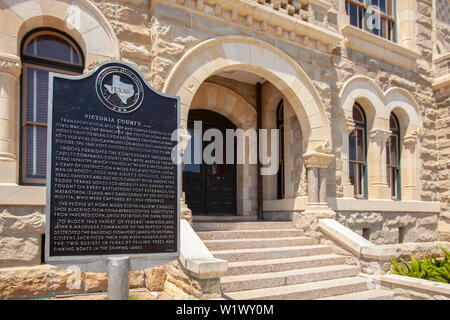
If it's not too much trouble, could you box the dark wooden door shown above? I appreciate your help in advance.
[183,110,237,215]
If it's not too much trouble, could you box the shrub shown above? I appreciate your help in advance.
[390,247,450,284]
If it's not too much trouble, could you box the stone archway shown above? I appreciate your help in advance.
[0,0,120,64]
[188,82,258,216]
[339,75,424,200]
[163,36,331,155]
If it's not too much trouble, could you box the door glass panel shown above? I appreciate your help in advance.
[183,129,201,173]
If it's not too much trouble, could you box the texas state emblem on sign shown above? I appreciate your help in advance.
[96,65,145,114]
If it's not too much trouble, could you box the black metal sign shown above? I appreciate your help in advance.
[45,61,180,262]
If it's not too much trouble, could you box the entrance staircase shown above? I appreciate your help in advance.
[194,220,394,300]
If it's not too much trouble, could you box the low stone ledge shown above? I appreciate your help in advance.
[179,219,228,278]
[318,218,398,270]
[371,274,450,299]
[184,257,228,279]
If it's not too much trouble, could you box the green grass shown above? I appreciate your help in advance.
[128,293,139,300]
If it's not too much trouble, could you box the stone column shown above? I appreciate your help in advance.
[0,54,21,184]
[303,150,334,209]
[340,109,355,198]
[368,128,392,199]
[319,168,328,204]
[293,150,335,238]
[401,132,421,200]
[307,167,319,204]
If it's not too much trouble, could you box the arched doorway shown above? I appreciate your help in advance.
[183,109,237,216]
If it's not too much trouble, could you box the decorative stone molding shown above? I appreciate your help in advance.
[403,135,418,146]
[341,24,420,71]
[0,54,22,79]
[157,0,343,56]
[303,151,334,169]
[314,140,332,154]
[339,109,355,134]
[410,127,424,138]
[369,128,392,143]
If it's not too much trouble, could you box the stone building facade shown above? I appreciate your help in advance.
[0,0,448,298]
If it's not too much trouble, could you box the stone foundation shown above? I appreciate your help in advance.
[335,212,441,244]
[163,260,222,300]
[0,265,146,300]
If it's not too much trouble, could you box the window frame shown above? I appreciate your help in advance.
[20,28,84,185]
[349,102,368,199]
[345,0,397,42]
[386,113,401,200]
[276,100,285,200]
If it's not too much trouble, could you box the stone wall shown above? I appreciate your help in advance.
[93,0,152,80]
[335,211,440,244]
[0,206,45,268]
[436,89,450,240]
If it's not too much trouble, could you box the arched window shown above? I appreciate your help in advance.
[21,29,84,184]
[387,113,401,200]
[349,102,367,198]
[277,100,285,199]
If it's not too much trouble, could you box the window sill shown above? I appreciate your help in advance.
[341,24,420,71]
[0,184,46,206]
[327,197,441,213]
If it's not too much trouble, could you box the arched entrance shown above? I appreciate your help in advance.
[183,110,237,215]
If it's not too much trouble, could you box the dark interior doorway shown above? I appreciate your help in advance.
[183,109,237,216]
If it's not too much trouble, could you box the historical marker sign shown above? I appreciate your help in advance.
[45,61,180,264]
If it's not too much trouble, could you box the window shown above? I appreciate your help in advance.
[345,0,365,29]
[345,0,396,41]
[277,100,285,200]
[21,29,84,184]
[386,113,400,200]
[349,103,367,198]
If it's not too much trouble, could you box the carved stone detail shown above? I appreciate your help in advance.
[0,54,22,79]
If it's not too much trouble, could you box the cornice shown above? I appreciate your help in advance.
[156,0,343,56]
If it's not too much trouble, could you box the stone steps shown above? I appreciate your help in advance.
[211,245,333,262]
[194,221,296,232]
[222,277,373,300]
[221,265,361,292]
[316,289,395,300]
[225,254,347,276]
[196,220,394,300]
[203,237,317,250]
[197,229,304,240]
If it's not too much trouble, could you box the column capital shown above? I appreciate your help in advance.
[303,151,334,169]
[339,109,355,134]
[403,127,424,146]
[0,54,22,79]
[369,128,391,142]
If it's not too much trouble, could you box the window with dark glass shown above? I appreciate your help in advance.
[349,103,367,198]
[277,100,285,200]
[386,113,400,200]
[21,30,84,184]
[345,0,396,41]
[345,0,365,29]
